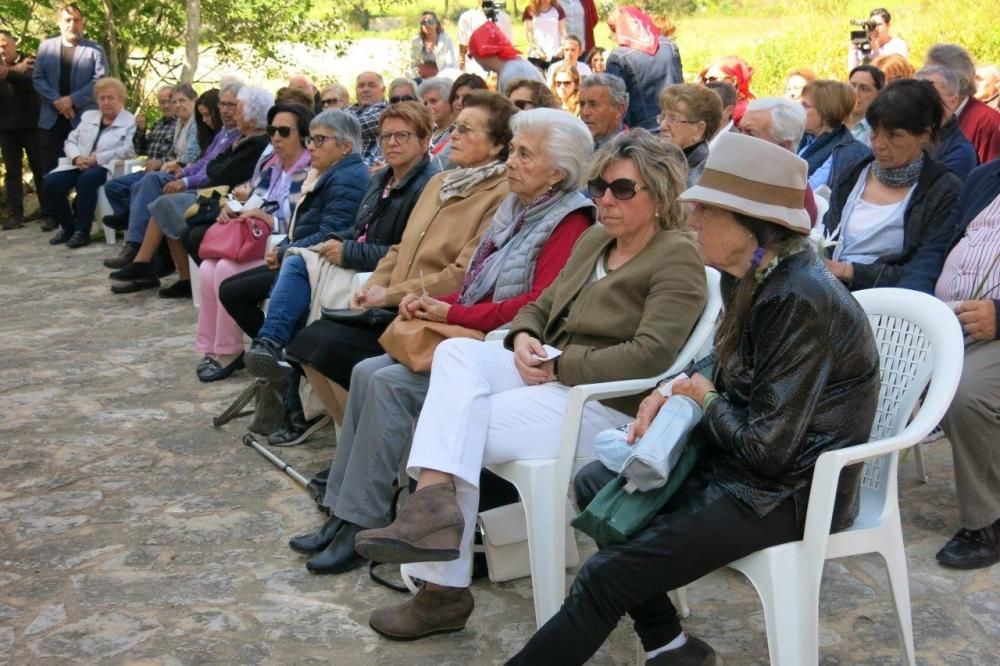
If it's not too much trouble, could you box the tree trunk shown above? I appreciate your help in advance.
[181,0,201,83]
[100,0,121,78]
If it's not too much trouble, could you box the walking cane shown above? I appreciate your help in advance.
[241,432,310,487]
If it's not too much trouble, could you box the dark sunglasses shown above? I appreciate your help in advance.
[587,177,650,201]
[512,99,535,110]
[420,18,437,25]
[266,125,294,138]
[390,95,417,104]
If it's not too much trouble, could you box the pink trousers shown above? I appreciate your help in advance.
[195,257,266,355]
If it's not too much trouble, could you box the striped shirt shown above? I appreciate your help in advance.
[935,191,1000,302]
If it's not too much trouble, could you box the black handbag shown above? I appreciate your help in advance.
[320,307,397,329]
[187,191,224,227]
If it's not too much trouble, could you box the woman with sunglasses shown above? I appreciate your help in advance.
[505,77,561,112]
[698,55,755,126]
[549,62,581,115]
[411,10,456,77]
[353,129,707,640]
[191,102,330,381]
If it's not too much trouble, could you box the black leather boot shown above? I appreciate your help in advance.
[306,522,364,574]
[288,514,344,555]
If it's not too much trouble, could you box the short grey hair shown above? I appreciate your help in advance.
[418,77,453,100]
[236,86,274,129]
[510,108,594,191]
[925,43,976,97]
[322,82,350,105]
[580,73,629,108]
[917,65,962,97]
[389,78,419,98]
[311,110,363,155]
[220,81,244,99]
[745,97,806,149]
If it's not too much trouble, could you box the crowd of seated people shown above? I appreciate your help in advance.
[5,2,1000,663]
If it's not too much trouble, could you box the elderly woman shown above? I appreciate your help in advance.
[389,78,419,104]
[824,80,962,290]
[658,83,723,186]
[549,62,580,114]
[241,102,438,444]
[699,55,755,126]
[505,77,561,111]
[798,80,870,190]
[353,129,707,640]
[319,83,351,111]
[45,77,135,248]
[411,11,457,75]
[509,132,880,665]
[193,103,315,381]
[605,6,683,131]
[432,73,489,172]
[417,77,454,154]
[166,83,202,169]
[287,109,596,576]
[284,91,516,428]
[109,86,273,294]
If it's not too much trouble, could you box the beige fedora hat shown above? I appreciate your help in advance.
[678,132,811,234]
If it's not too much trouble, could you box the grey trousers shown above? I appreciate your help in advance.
[323,354,430,529]
[941,339,1000,530]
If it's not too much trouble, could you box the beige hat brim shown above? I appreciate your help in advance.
[678,184,811,235]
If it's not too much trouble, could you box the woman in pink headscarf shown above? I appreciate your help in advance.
[699,55,755,126]
[604,6,684,131]
[467,21,546,94]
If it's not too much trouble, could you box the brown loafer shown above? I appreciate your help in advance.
[369,585,474,641]
[354,481,463,564]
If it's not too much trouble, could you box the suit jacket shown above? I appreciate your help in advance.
[505,225,707,416]
[51,108,135,172]
[32,36,108,129]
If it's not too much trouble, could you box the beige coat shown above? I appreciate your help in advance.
[506,225,707,415]
[366,170,509,306]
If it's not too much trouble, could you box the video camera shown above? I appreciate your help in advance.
[483,0,506,22]
[850,18,878,63]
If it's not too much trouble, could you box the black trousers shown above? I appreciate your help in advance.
[218,264,277,338]
[0,128,45,219]
[38,117,72,214]
[506,462,802,665]
[180,223,211,264]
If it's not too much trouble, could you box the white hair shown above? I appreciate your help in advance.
[311,110,363,155]
[745,97,806,149]
[237,86,275,130]
[918,65,962,97]
[580,73,629,108]
[509,108,594,190]
[418,77,453,100]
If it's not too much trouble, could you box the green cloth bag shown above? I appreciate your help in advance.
[571,438,703,546]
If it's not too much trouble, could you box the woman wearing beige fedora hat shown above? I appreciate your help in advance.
[509,132,881,665]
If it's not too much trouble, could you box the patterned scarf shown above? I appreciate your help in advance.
[438,161,506,202]
[872,152,924,188]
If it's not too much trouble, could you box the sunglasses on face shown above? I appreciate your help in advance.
[512,99,535,110]
[266,125,295,138]
[554,80,574,87]
[305,134,337,148]
[390,95,417,104]
[587,177,650,200]
[321,97,340,107]
[420,18,437,25]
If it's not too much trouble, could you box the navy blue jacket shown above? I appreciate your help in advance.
[278,153,370,259]
[898,160,1000,337]
[605,37,683,131]
[931,116,978,180]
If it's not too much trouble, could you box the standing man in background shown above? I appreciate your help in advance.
[0,31,45,230]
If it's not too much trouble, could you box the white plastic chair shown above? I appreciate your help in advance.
[189,256,201,308]
[96,159,144,244]
[724,287,963,666]
[486,266,724,628]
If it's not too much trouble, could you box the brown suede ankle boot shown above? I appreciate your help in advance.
[354,480,463,564]
[369,585,474,641]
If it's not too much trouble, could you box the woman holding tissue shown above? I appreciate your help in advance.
[352,129,707,641]
[509,133,881,665]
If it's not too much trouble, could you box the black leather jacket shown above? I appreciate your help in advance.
[700,250,880,529]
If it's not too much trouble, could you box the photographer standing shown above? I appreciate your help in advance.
[848,8,909,70]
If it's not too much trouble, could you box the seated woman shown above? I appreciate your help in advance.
[824,79,962,291]
[508,132,881,665]
[193,103,315,382]
[657,83,723,186]
[389,78,419,103]
[432,74,488,171]
[286,108,596,575]
[352,129,707,640]
[45,76,135,248]
[549,62,580,115]
[698,55,754,126]
[797,80,870,190]
[504,77,560,111]
[416,77,454,154]
[216,112,371,371]
[284,92,516,428]
[109,86,274,294]
[240,102,439,444]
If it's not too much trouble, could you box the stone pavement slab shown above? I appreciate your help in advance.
[0,225,997,665]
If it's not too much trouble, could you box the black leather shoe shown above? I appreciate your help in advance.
[245,338,290,381]
[2,217,24,231]
[110,261,155,281]
[646,634,717,665]
[111,278,160,294]
[49,228,72,245]
[40,217,59,232]
[65,231,91,248]
[196,353,245,383]
[289,514,344,555]
[268,411,331,447]
[306,522,364,574]
[104,243,140,269]
[936,521,1000,570]
[102,212,129,231]
[158,279,192,299]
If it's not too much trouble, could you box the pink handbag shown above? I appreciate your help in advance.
[199,216,272,263]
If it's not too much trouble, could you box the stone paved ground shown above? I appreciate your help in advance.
[0,223,998,665]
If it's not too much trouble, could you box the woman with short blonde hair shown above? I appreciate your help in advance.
[657,82,723,186]
[798,79,870,189]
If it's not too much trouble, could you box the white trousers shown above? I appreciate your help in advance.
[404,338,630,588]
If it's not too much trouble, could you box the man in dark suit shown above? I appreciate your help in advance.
[31,2,108,227]
[0,30,45,230]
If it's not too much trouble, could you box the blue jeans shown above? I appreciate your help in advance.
[103,170,146,218]
[257,254,312,347]
[42,166,108,234]
[125,170,175,244]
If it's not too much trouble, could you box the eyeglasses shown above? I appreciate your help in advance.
[512,100,535,110]
[321,97,340,107]
[379,131,416,145]
[420,18,437,25]
[218,101,237,109]
[266,125,295,138]
[587,177,650,200]
[850,83,877,94]
[554,80,574,87]
[306,134,337,148]
[453,122,488,136]
[390,95,417,104]
[656,114,699,127]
